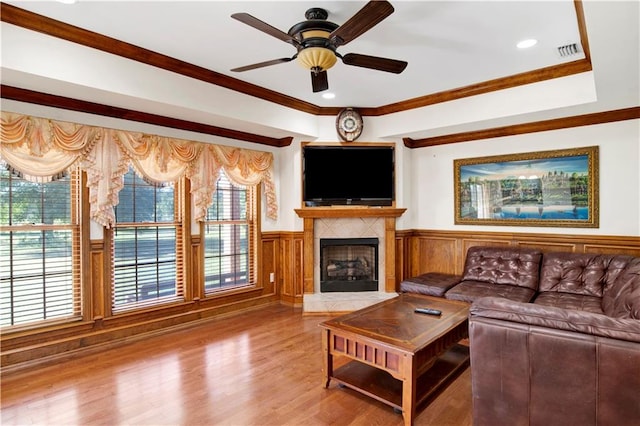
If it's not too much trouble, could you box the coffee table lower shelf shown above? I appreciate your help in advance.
[331,343,470,413]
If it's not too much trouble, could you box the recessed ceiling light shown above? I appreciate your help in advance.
[322,93,336,99]
[517,39,538,49]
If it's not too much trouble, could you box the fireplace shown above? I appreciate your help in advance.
[294,207,406,313]
[320,238,378,292]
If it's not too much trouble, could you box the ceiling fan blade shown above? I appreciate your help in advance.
[342,53,407,74]
[311,71,329,93]
[231,57,293,72]
[231,13,300,47]
[329,1,395,47]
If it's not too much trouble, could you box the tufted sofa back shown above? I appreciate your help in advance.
[539,252,634,297]
[461,246,542,290]
[602,256,640,319]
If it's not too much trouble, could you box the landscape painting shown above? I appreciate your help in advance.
[454,146,599,227]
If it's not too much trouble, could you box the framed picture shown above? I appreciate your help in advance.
[454,146,599,227]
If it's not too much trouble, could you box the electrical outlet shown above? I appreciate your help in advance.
[269,272,275,283]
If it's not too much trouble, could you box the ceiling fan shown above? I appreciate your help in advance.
[230,0,408,93]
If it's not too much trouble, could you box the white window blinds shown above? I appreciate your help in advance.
[0,166,81,328]
[111,169,184,312]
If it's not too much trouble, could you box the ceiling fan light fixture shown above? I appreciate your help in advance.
[231,1,405,92]
[296,47,337,72]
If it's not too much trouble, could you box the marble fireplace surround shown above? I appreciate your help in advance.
[295,207,406,313]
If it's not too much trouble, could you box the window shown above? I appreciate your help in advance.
[203,171,257,294]
[111,169,183,311]
[0,166,81,328]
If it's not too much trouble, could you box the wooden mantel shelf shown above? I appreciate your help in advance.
[295,207,406,219]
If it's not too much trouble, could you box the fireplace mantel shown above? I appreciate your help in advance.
[295,207,406,219]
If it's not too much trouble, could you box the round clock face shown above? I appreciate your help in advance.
[336,108,363,142]
[342,117,357,132]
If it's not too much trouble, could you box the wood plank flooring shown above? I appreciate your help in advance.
[1,303,472,425]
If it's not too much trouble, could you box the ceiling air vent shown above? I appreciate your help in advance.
[558,43,580,57]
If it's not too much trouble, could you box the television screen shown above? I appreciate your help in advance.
[302,145,395,206]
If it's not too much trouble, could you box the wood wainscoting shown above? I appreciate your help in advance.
[399,229,640,281]
[2,227,638,371]
[262,231,305,307]
[262,228,640,302]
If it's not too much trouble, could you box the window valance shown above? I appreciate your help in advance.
[0,111,278,226]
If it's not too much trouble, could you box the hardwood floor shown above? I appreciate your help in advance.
[1,303,472,425]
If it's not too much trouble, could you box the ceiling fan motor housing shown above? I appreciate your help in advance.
[288,9,339,50]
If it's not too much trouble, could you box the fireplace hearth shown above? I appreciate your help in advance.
[320,238,378,292]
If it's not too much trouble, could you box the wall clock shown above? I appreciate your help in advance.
[336,108,363,142]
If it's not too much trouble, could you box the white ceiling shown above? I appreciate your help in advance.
[1,0,638,140]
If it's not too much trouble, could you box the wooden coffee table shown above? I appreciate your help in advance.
[320,293,470,426]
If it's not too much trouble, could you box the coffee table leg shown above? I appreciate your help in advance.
[322,329,333,388]
[401,354,417,426]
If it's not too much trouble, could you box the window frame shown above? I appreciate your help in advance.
[0,166,83,330]
[108,169,185,313]
[202,170,259,296]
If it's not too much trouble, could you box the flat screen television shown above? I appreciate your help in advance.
[302,145,395,207]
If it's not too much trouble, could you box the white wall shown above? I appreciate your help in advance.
[262,142,299,232]
[5,99,639,237]
[272,117,639,237]
[406,119,640,236]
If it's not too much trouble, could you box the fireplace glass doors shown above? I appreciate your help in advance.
[319,238,379,292]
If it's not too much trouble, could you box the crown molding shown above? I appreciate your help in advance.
[0,2,323,116]
[0,85,293,147]
[403,107,640,148]
[4,85,637,150]
[1,1,591,117]
[4,0,619,148]
[359,60,592,116]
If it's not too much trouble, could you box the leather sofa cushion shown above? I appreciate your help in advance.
[603,257,640,319]
[461,246,542,290]
[470,296,640,343]
[445,280,536,303]
[399,272,461,297]
[533,292,604,314]
[539,252,633,297]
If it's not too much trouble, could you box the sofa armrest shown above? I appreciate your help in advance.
[469,296,640,426]
[470,296,640,343]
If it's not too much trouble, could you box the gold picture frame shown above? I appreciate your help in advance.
[454,146,599,227]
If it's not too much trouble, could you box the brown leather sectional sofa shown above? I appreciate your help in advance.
[400,246,640,426]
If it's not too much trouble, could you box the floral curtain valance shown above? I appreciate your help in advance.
[0,111,278,226]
